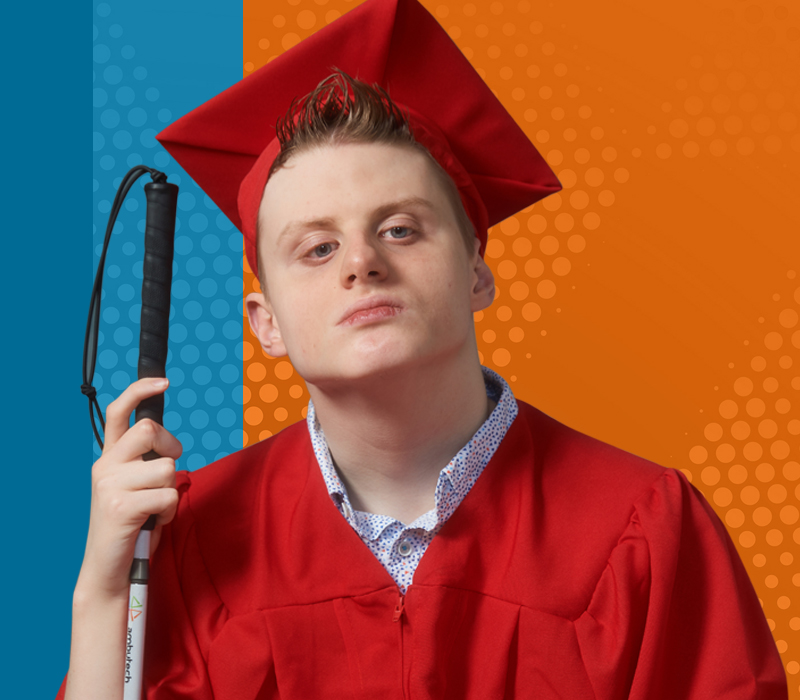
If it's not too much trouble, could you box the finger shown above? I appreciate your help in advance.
[117,487,180,531]
[104,457,176,492]
[104,378,170,450]
[154,490,180,528]
[107,418,183,464]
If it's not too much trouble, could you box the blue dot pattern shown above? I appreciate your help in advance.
[92,1,242,469]
[307,367,518,593]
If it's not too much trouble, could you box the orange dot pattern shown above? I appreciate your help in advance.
[239,274,308,447]
[685,275,799,686]
[242,1,800,690]
[449,0,627,381]
[651,3,800,164]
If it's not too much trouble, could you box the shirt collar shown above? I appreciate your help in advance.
[306,366,517,538]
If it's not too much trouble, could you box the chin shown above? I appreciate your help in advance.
[300,345,424,389]
[310,341,471,392]
[336,353,418,383]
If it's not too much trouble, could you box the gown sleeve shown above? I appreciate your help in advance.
[55,470,218,700]
[575,468,788,700]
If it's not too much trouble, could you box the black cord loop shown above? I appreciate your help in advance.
[82,166,168,451]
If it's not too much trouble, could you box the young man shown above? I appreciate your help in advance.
[62,0,787,697]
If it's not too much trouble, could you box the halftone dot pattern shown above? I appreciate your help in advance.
[645,2,799,165]
[93,1,242,470]
[685,271,799,683]
[463,1,628,382]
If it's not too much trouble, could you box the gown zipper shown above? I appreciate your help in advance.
[393,592,405,622]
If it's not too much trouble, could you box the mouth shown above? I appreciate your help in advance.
[338,296,404,327]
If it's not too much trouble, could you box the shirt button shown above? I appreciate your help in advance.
[397,539,413,557]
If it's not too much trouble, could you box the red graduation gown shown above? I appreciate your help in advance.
[57,401,787,699]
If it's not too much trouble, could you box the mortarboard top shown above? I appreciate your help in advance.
[156,0,562,278]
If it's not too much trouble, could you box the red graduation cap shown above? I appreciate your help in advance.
[156,0,561,278]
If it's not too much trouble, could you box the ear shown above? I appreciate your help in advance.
[469,238,495,313]
[245,292,288,358]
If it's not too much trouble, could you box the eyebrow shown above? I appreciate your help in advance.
[276,196,437,245]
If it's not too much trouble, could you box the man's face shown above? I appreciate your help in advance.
[246,142,494,387]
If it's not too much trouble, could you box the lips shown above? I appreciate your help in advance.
[338,296,404,327]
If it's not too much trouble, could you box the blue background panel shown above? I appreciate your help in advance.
[4,2,240,696]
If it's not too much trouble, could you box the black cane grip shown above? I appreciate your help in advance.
[136,182,177,532]
[135,181,178,429]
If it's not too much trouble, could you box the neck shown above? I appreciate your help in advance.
[307,348,491,525]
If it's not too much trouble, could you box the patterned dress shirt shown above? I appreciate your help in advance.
[306,367,518,593]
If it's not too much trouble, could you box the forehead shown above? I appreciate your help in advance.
[257,142,449,235]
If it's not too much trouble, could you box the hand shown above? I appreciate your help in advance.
[76,377,183,601]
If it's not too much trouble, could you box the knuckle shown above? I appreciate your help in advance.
[93,476,109,498]
[158,460,176,480]
[107,495,126,517]
[138,418,159,439]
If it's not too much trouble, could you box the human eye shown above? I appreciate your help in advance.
[305,241,338,259]
[381,226,415,240]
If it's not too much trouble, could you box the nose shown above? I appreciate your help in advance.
[339,233,389,287]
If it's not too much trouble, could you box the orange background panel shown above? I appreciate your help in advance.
[242,0,800,687]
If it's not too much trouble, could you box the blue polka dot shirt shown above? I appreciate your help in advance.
[306,366,518,594]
